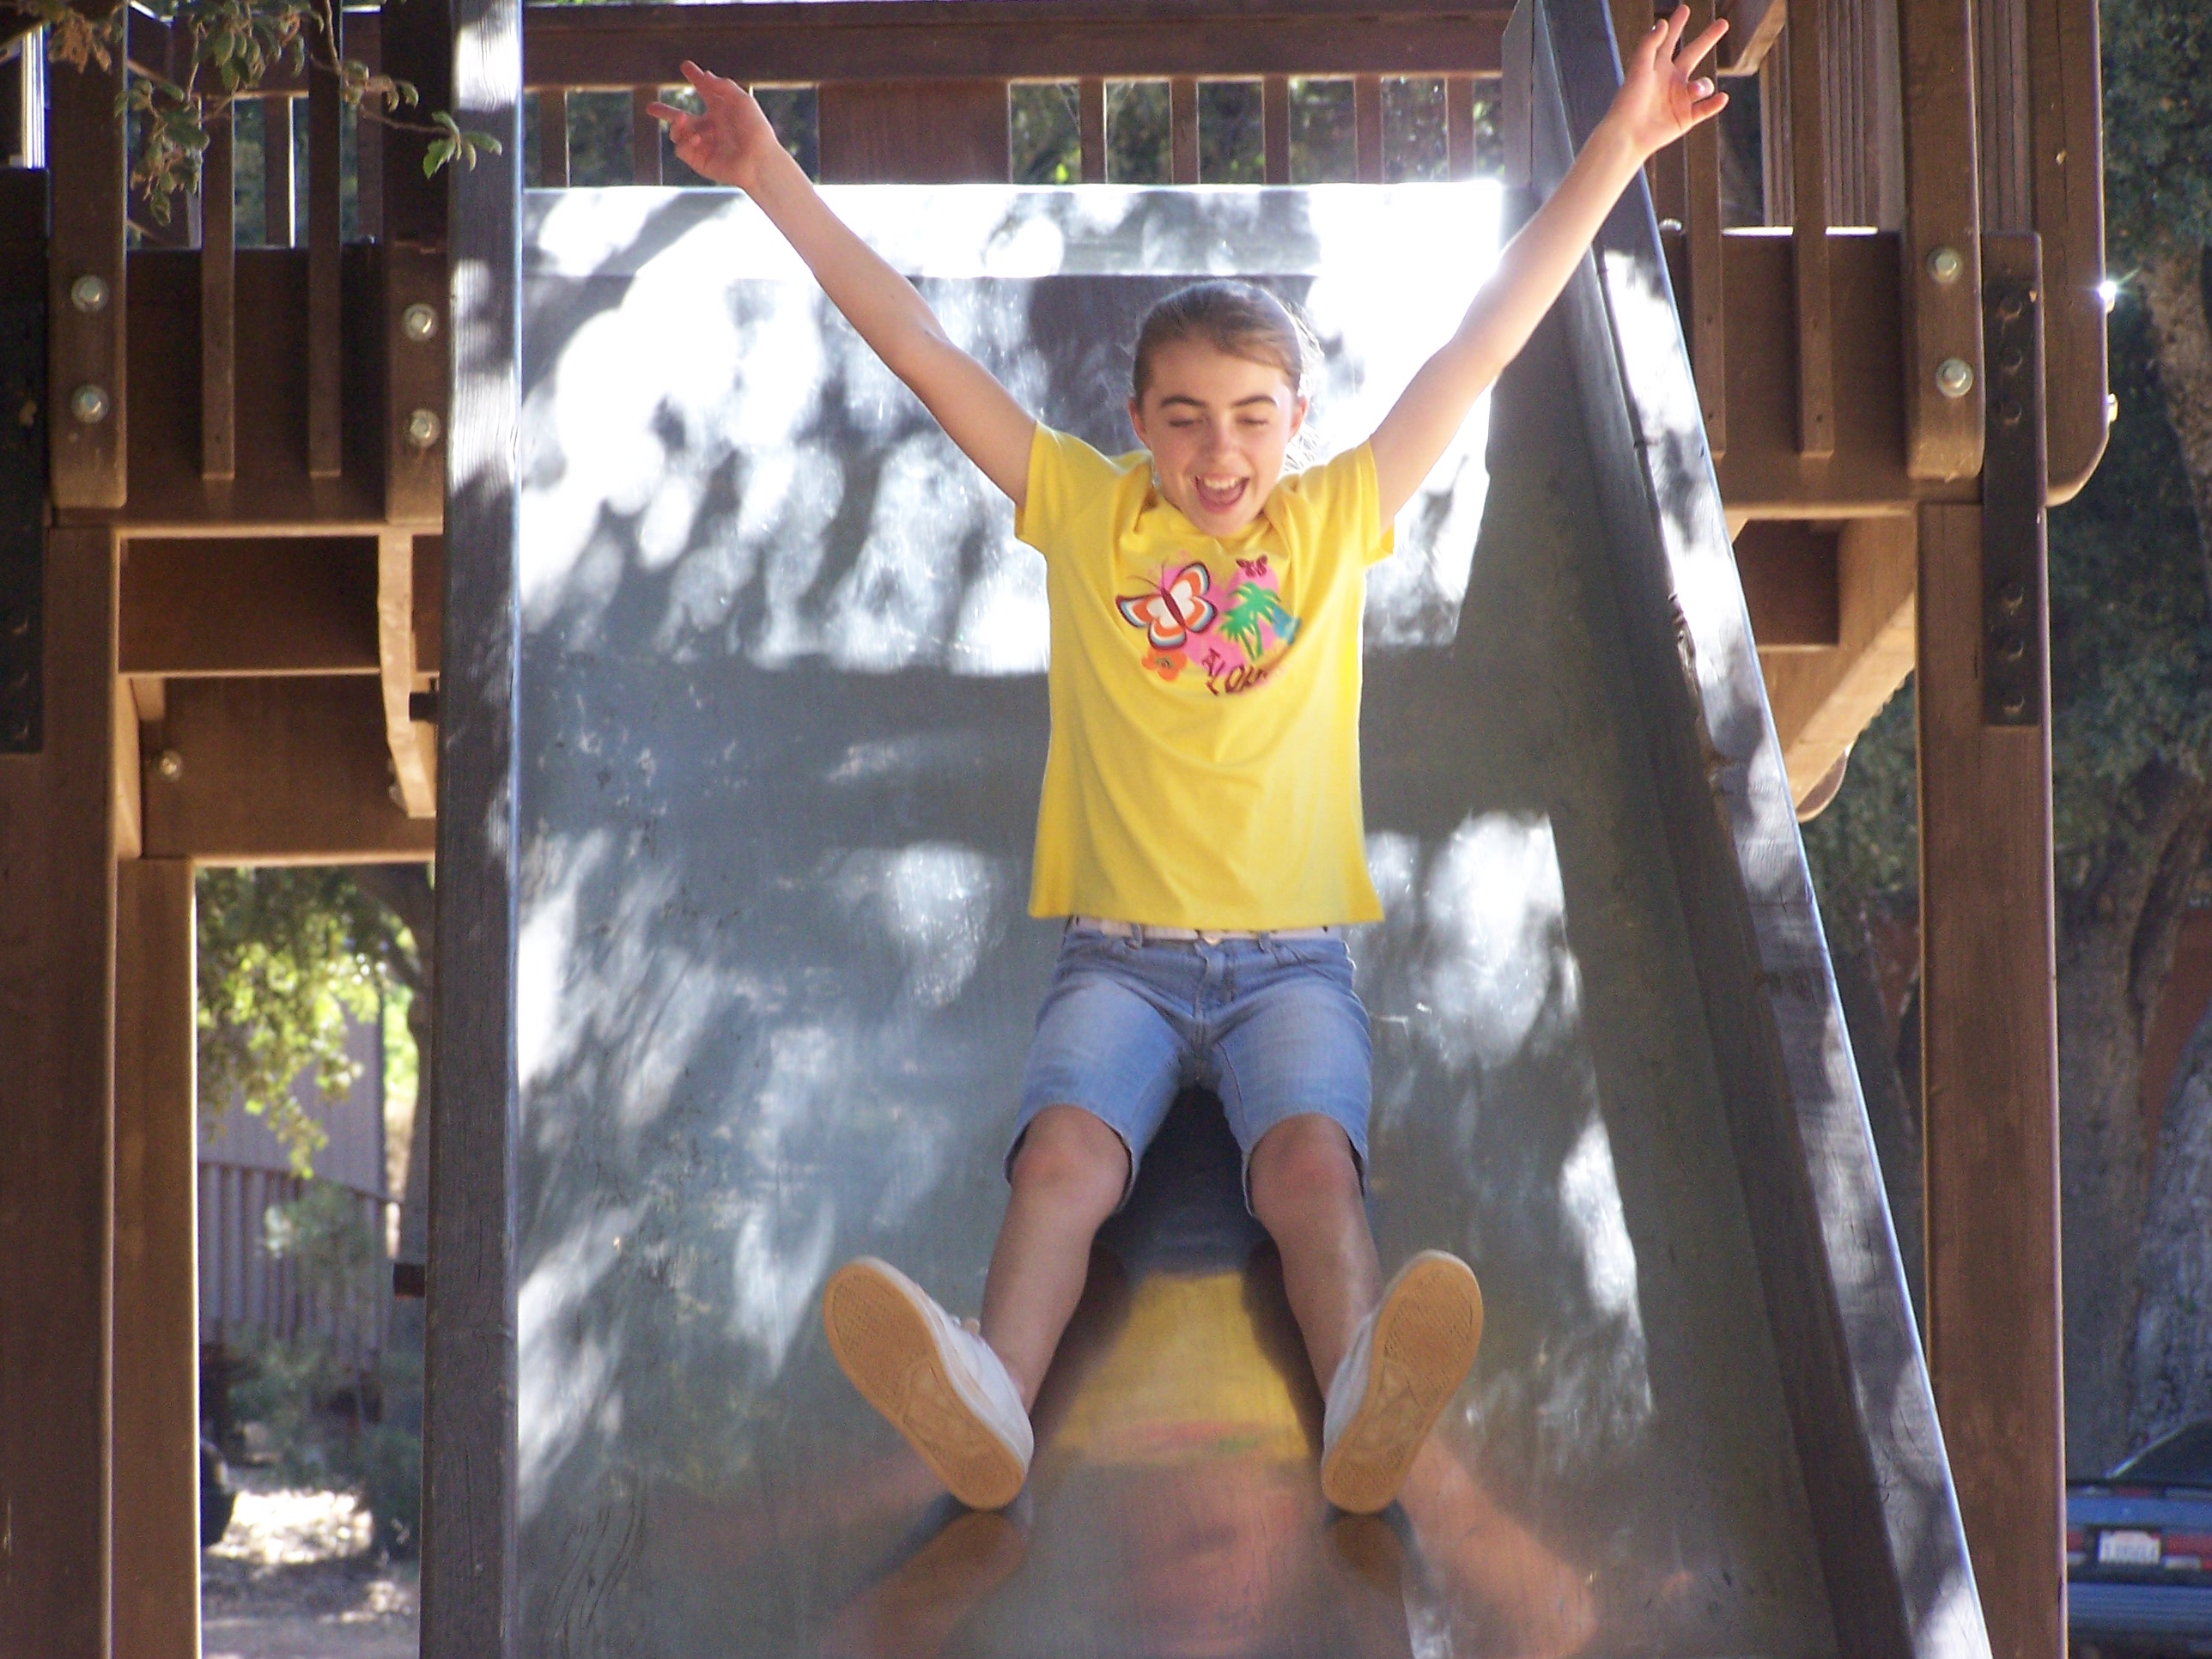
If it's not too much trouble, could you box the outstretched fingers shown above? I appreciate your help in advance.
[1672,14,1729,76]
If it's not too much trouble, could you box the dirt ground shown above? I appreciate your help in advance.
[202,1474,417,1659]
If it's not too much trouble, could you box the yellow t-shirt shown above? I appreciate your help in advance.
[1016,424,1394,929]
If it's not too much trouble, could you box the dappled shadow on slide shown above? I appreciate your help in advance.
[512,185,1841,1657]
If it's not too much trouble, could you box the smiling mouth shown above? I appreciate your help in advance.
[1192,475,1249,514]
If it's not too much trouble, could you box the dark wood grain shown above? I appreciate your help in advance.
[202,114,236,482]
[264,96,295,247]
[111,859,202,1659]
[1918,233,2063,1659]
[526,0,1511,88]
[380,0,451,249]
[420,0,523,1644]
[1444,73,1476,179]
[1170,76,1200,183]
[47,23,127,510]
[1788,0,1832,459]
[1685,0,1725,455]
[1079,77,1108,180]
[1895,0,1981,481]
[818,81,1012,181]
[1353,74,1383,182]
[630,86,665,184]
[2027,0,2105,502]
[307,15,343,479]
[538,88,571,187]
[0,528,118,1659]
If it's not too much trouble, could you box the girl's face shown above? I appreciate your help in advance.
[1127,339,1308,538]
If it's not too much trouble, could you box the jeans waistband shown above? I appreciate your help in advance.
[1067,915,1339,945]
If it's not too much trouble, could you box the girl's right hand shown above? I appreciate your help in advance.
[647,61,781,191]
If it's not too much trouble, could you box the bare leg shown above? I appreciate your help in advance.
[1247,1113,1383,1389]
[978,1105,1129,1408]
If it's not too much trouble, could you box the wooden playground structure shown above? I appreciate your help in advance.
[0,0,2103,1650]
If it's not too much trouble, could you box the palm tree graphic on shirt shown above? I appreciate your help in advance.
[1219,581,1300,665]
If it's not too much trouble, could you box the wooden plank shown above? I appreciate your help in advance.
[114,665,144,860]
[1352,72,1383,182]
[381,0,452,248]
[112,857,201,1659]
[1718,0,1789,74]
[1078,77,1108,181]
[1975,0,2029,234]
[818,81,1012,182]
[384,243,449,525]
[1788,0,1833,459]
[630,86,664,184]
[138,677,436,862]
[538,87,571,187]
[380,531,436,817]
[1170,76,1200,182]
[1444,73,1476,179]
[48,20,127,510]
[202,113,236,483]
[422,0,522,1643]
[120,536,381,676]
[1684,0,1725,453]
[1261,76,1291,181]
[2027,0,2105,501]
[1734,517,1840,647]
[307,14,343,478]
[264,97,295,247]
[0,526,118,1659]
[526,0,1513,87]
[1895,0,1980,480]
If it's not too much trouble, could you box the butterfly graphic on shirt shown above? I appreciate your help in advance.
[1117,562,1219,652]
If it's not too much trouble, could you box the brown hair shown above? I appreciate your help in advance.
[1130,281,1317,404]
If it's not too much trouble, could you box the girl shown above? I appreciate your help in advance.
[652,11,1726,1516]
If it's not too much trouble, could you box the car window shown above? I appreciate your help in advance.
[2111,1420,2212,1486]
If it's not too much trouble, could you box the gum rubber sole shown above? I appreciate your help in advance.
[822,1261,1028,1511]
[1320,1252,1485,1515]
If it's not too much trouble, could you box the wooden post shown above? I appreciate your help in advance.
[629,87,663,185]
[1352,74,1383,184]
[1896,0,1982,480]
[47,16,126,510]
[537,88,570,188]
[307,9,344,478]
[1788,0,1835,459]
[1444,75,1478,180]
[1078,78,1108,182]
[818,82,1012,183]
[202,113,236,483]
[1918,231,2063,1659]
[1684,0,1725,457]
[0,527,118,1659]
[264,96,295,246]
[422,0,521,1640]
[1265,74,1291,185]
[112,859,200,1659]
[1170,76,1200,184]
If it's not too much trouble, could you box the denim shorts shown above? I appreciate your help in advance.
[1010,925,1373,1209]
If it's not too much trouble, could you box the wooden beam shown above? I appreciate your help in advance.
[1443,74,1476,179]
[137,678,436,862]
[202,112,236,483]
[1735,517,1841,647]
[264,96,295,246]
[1684,0,1726,454]
[629,86,664,184]
[1717,0,1789,75]
[818,81,1012,181]
[120,536,381,676]
[538,87,571,187]
[380,532,436,817]
[1170,76,1200,183]
[114,665,144,860]
[112,858,201,1659]
[1919,234,2062,1659]
[526,0,1512,88]
[1076,77,1108,181]
[384,243,450,526]
[380,0,450,248]
[422,0,522,1643]
[307,16,343,479]
[1895,0,1981,480]
[1788,0,1833,459]
[48,17,127,510]
[1754,514,1917,808]
[2027,0,2106,502]
[0,526,118,1659]
[1352,73,1383,183]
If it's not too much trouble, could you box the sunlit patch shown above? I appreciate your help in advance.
[832,842,1008,1009]
[1417,812,1583,1073]
[519,1203,636,1521]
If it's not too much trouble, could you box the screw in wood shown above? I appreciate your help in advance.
[69,384,111,424]
[1936,358,1975,398]
[155,749,185,783]
[1926,246,1964,285]
[68,274,110,313]
[1998,582,2027,616]
[1997,635,2027,664]
[402,303,441,343]
[1997,290,2027,323]
[404,408,444,451]
[2001,693,2028,719]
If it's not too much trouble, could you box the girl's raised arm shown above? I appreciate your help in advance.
[1365,6,1728,522]
[652,64,1038,508]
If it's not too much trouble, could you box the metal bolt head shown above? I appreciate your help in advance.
[1997,634,2027,664]
[1926,245,1964,285]
[69,273,110,313]
[1935,357,1975,399]
[404,408,443,451]
[2001,692,2028,720]
[1998,291,2027,323]
[69,384,111,424]
[155,748,185,783]
[1998,581,2027,616]
[401,302,441,343]
[2000,344,2026,375]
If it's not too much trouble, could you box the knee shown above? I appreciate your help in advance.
[1010,1106,1128,1218]
[1249,1115,1362,1227]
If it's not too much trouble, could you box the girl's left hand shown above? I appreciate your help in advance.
[1607,6,1730,159]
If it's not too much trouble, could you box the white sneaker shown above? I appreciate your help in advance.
[822,1258,1034,1510]
[1320,1250,1484,1513]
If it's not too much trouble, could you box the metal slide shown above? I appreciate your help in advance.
[499,4,1988,1654]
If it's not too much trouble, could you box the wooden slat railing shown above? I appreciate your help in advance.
[1787,0,1832,459]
